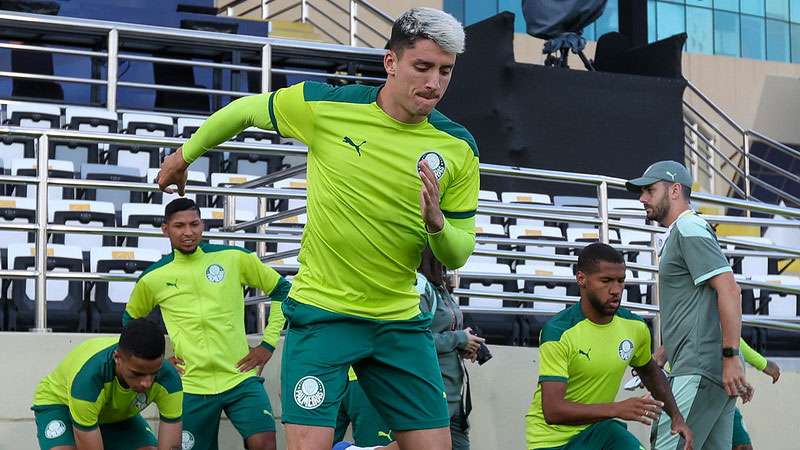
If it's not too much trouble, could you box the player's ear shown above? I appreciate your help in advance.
[576,270,586,288]
[161,222,169,237]
[384,50,397,76]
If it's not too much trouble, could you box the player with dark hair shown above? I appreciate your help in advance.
[124,198,291,450]
[525,243,692,450]
[154,7,478,450]
[32,318,183,450]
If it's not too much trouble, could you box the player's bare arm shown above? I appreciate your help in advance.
[73,427,104,450]
[708,271,751,399]
[157,420,182,450]
[540,381,663,426]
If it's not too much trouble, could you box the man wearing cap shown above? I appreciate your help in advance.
[626,161,750,450]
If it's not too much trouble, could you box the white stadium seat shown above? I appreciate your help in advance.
[121,202,171,255]
[7,243,83,302]
[5,102,60,129]
[90,246,162,304]
[516,264,573,312]
[10,158,75,201]
[460,262,511,309]
[49,200,116,249]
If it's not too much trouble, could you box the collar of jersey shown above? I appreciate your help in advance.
[569,302,617,328]
[172,245,205,262]
[371,85,432,130]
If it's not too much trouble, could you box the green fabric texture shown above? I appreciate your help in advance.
[532,420,643,450]
[334,380,393,446]
[34,405,158,450]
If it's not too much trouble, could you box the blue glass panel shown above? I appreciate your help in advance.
[792,0,800,22]
[498,0,527,33]
[583,23,597,41]
[741,0,766,16]
[687,0,713,6]
[596,0,620,37]
[791,23,800,60]
[766,0,790,19]
[687,6,715,53]
[657,2,687,39]
[649,0,658,42]
[444,0,466,24]
[714,10,741,55]
[464,0,497,25]
[715,0,739,12]
[741,15,767,58]
[766,18,791,60]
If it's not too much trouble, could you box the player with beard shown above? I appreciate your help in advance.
[525,243,692,450]
[626,161,749,450]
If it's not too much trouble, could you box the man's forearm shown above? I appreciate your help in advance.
[717,289,743,349]
[543,399,619,425]
[157,421,183,450]
[638,360,681,420]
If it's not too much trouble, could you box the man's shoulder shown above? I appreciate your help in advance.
[154,361,182,395]
[300,81,379,105]
[675,212,715,240]
[199,242,252,256]
[541,304,584,344]
[138,252,176,281]
[428,109,479,157]
[69,340,117,402]
[614,307,646,324]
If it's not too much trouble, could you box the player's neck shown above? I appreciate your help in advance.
[661,204,691,228]
[579,298,613,325]
[376,86,426,124]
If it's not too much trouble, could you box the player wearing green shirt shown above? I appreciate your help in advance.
[628,161,749,450]
[32,319,183,450]
[525,243,691,450]
[123,199,291,450]
[155,8,477,450]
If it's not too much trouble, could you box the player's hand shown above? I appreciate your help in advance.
[418,159,444,233]
[462,328,485,354]
[763,360,781,384]
[155,147,189,195]
[670,415,694,450]
[237,345,273,373]
[613,395,663,425]
[169,356,185,376]
[722,357,749,398]
[653,345,667,368]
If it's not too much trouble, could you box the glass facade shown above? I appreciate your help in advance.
[445,0,800,63]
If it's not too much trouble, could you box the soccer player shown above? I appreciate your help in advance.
[155,7,478,450]
[32,318,183,450]
[123,198,291,450]
[525,243,692,450]
[626,161,749,450]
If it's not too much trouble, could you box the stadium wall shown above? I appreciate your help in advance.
[1,332,799,449]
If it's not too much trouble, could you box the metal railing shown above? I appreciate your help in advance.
[683,80,800,210]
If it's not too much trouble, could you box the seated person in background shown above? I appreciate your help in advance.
[652,338,779,450]
[32,318,183,450]
[525,243,692,450]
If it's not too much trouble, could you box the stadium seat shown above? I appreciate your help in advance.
[476,189,499,225]
[566,227,621,244]
[7,243,87,331]
[608,198,645,223]
[726,236,772,279]
[64,106,118,133]
[272,178,307,211]
[471,223,506,265]
[4,102,61,129]
[553,196,598,209]
[201,207,257,250]
[145,168,209,206]
[0,135,34,171]
[9,158,75,201]
[89,246,162,332]
[752,275,800,317]
[107,144,161,170]
[121,203,171,255]
[210,173,259,217]
[49,200,116,250]
[121,113,174,137]
[501,191,551,227]
[508,225,565,259]
[79,163,145,209]
[230,127,285,176]
[516,264,574,312]
[458,262,513,309]
[176,117,223,174]
[0,195,36,310]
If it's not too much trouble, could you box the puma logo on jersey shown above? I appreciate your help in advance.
[166,280,179,289]
[343,136,366,155]
[578,348,591,361]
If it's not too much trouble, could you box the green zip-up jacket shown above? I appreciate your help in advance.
[123,243,290,395]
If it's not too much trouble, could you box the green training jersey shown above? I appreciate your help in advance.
[182,82,480,320]
[659,210,732,386]
[33,337,182,430]
[526,304,652,449]
[124,243,290,395]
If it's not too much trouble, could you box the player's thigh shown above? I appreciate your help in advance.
[182,392,223,450]
[98,415,158,450]
[564,420,642,450]
[280,298,369,428]
[34,405,75,450]
[731,407,753,449]
[222,376,276,439]
[347,381,393,446]
[652,375,729,450]
[394,427,451,450]
[704,396,736,450]
[285,424,335,450]
[356,316,449,432]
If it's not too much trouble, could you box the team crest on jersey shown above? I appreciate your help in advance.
[618,339,634,361]
[205,264,225,283]
[181,430,195,449]
[44,420,66,439]
[132,392,148,411]
[294,376,325,410]
[418,151,446,179]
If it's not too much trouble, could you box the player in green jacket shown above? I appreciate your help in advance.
[154,8,478,450]
[32,318,183,450]
[123,198,290,450]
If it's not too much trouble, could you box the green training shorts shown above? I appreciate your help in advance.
[533,420,644,450]
[33,405,157,450]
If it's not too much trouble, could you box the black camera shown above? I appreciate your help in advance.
[476,343,493,365]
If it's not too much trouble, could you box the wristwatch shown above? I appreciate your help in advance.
[722,347,739,358]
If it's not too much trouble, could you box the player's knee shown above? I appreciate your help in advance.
[246,432,277,450]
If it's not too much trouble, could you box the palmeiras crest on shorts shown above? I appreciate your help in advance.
[418,151,445,180]
[294,376,325,410]
[181,430,195,450]
[618,339,634,361]
[45,420,67,439]
[133,392,148,411]
[205,264,225,283]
